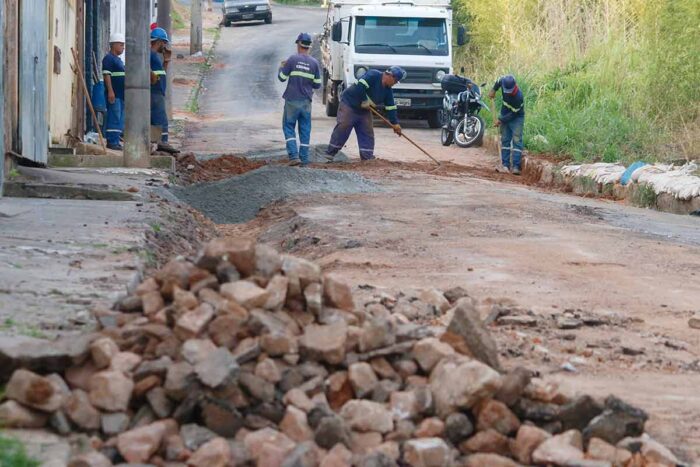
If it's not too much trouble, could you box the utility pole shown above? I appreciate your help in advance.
[157,0,173,118]
[0,0,4,197]
[190,0,202,55]
[124,0,150,167]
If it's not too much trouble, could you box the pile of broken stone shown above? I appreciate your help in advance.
[0,238,683,466]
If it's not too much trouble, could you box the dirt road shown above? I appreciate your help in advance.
[177,5,700,461]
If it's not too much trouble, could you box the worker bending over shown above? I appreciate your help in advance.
[489,74,525,175]
[325,67,405,162]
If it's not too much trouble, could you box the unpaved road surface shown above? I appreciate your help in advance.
[177,5,700,461]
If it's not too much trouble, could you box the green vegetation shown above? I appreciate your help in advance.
[0,319,47,339]
[0,436,39,467]
[186,27,222,114]
[454,0,700,163]
[171,5,186,30]
[7,169,20,180]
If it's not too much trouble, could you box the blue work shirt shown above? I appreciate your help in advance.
[278,53,322,101]
[150,50,166,96]
[493,76,524,123]
[102,53,125,100]
[342,70,398,124]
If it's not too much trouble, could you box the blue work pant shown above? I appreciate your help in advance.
[150,92,168,143]
[500,114,524,169]
[104,97,124,147]
[326,102,375,160]
[282,100,312,165]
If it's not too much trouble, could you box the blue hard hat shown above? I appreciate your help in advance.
[501,74,516,93]
[296,32,312,48]
[387,66,407,82]
[150,27,169,43]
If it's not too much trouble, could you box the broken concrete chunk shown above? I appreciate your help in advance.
[221,280,271,309]
[531,429,585,465]
[174,303,215,340]
[88,370,134,412]
[90,337,120,369]
[0,400,48,428]
[196,237,256,276]
[340,400,394,433]
[429,355,502,417]
[403,438,451,467]
[5,369,65,413]
[195,347,239,388]
[441,298,502,371]
[323,274,355,311]
[412,337,454,373]
[64,389,101,430]
[300,321,348,365]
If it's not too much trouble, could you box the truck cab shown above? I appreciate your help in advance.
[321,0,459,128]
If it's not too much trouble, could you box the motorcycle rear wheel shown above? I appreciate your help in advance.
[441,127,454,146]
[454,115,484,148]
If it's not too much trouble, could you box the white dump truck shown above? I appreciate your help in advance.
[320,0,466,128]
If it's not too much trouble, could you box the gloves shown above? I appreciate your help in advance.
[488,89,496,99]
[392,124,402,136]
[360,101,372,110]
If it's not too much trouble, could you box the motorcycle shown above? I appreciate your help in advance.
[439,74,489,148]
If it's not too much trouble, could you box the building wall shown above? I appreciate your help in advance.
[48,0,77,146]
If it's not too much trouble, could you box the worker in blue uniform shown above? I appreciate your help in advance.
[325,66,406,162]
[278,33,322,166]
[489,74,525,174]
[150,27,178,154]
[102,33,126,150]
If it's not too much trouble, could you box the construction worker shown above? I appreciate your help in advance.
[325,67,405,162]
[488,74,525,175]
[102,33,126,151]
[278,33,322,166]
[150,27,178,154]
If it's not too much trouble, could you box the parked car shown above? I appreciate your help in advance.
[221,0,272,26]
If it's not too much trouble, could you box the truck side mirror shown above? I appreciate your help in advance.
[332,22,343,42]
[457,25,468,46]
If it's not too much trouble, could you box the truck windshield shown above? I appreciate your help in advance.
[354,17,448,56]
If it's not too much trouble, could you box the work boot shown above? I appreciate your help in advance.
[495,165,510,173]
[323,153,335,163]
[288,158,301,167]
[512,167,521,175]
[107,144,123,151]
[157,142,180,154]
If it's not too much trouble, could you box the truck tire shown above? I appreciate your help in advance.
[325,81,339,117]
[427,110,441,129]
[265,15,272,24]
[224,19,231,27]
[326,98,339,117]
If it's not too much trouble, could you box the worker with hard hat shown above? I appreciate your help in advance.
[278,33,322,166]
[102,33,126,150]
[325,66,405,162]
[150,27,178,154]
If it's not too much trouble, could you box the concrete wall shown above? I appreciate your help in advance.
[49,0,78,146]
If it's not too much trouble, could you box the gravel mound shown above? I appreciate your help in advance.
[171,165,379,223]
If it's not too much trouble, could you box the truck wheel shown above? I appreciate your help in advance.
[326,98,338,117]
[427,110,441,129]
[264,15,272,24]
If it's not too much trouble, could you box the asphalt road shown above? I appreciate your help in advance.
[183,4,327,154]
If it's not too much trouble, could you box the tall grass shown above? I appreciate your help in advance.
[454,0,700,163]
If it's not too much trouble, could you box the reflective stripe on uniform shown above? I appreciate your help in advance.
[314,78,322,84]
[111,72,125,77]
[385,105,397,111]
[359,79,369,88]
[285,138,296,142]
[103,71,112,75]
[502,101,522,112]
[153,70,166,76]
[105,129,121,133]
[279,72,289,80]
[290,71,316,80]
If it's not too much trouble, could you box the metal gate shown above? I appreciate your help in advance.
[19,0,49,164]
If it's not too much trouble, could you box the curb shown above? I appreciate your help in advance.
[485,135,700,215]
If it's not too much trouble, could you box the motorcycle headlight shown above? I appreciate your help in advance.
[355,67,368,79]
[435,70,446,82]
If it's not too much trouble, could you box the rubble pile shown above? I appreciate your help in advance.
[0,239,682,466]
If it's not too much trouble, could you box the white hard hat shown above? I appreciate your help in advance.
[110,33,125,44]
